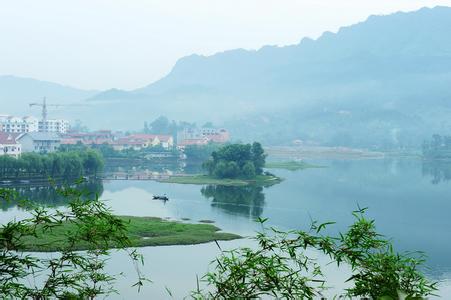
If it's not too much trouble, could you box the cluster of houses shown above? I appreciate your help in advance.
[0,132,61,158]
[0,121,230,158]
[177,127,230,147]
[61,131,175,151]
[61,127,230,151]
[0,114,69,158]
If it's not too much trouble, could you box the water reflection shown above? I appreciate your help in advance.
[104,161,196,174]
[0,179,104,211]
[201,185,265,218]
[422,160,451,184]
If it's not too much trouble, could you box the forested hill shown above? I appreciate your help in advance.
[83,6,451,148]
[3,6,451,148]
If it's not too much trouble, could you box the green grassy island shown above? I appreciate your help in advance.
[163,142,282,186]
[16,216,241,252]
[160,174,282,186]
[265,161,324,171]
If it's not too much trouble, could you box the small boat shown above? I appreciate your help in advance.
[153,195,169,201]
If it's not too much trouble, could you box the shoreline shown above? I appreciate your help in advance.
[158,174,282,186]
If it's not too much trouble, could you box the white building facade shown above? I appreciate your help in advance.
[17,132,61,153]
[39,119,69,134]
[0,115,69,134]
[0,132,22,158]
[0,115,39,133]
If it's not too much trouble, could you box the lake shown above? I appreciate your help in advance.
[2,158,451,298]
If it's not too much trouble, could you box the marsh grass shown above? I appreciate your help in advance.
[13,216,240,252]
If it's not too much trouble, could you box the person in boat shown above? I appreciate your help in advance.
[153,194,169,201]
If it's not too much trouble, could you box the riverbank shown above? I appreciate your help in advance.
[16,216,241,252]
[158,174,282,186]
[265,146,385,160]
[265,161,325,171]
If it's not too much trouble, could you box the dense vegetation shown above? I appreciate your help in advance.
[0,150,104,179]
[203,142,266,179]
[422,134,451,159]
[0,185,147,298]
[60,143,177,160]
[13,216,239,252]
[183,143,221,162]
[193,208,437,299]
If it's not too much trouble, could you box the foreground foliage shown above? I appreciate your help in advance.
[0,183,147,299]
[193,208,437,299]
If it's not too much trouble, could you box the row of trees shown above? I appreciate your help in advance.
[0,150,104,179]
[422,134,451,158]
[203,142,266,179]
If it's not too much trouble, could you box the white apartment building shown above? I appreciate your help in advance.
[0,115,69,134]
[17,132,61,153]
[39,119,69,134]
[0,115,39,133]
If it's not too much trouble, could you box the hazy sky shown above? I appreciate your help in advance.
[1,0,451,90]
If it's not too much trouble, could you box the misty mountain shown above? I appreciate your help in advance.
[0,75,97,117]
[86,88,148,102]
[82,6,451,149]
[3,6,451,149]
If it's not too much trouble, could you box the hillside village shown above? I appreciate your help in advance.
[0,113,230,158]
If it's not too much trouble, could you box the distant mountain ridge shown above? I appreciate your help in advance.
[0,75,98,117]
[3,6,451,148]
[84,6,451,148]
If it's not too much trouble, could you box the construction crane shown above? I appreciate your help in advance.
[29,97,88,132]
[29,97,61,122]
[29,97,62,132]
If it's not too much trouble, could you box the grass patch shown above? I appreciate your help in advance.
[159,175,281,186]
[265,161,324,171]
[14,216,241,252]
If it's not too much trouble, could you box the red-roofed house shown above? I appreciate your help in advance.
[61,130,115,146]
[177,127,230,149]
[112,134,174,151]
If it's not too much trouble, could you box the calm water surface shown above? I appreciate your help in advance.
[2,158,451,298]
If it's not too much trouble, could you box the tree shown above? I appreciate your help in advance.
[184,143,220,162]
[242,161,256,178]
[202,122,214,128]
[0,184,147,298]
[0,150,104,180]
[203,142,266,179]
[251,142,266,175]
[149,116,170,133]
[192,207,437,299]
